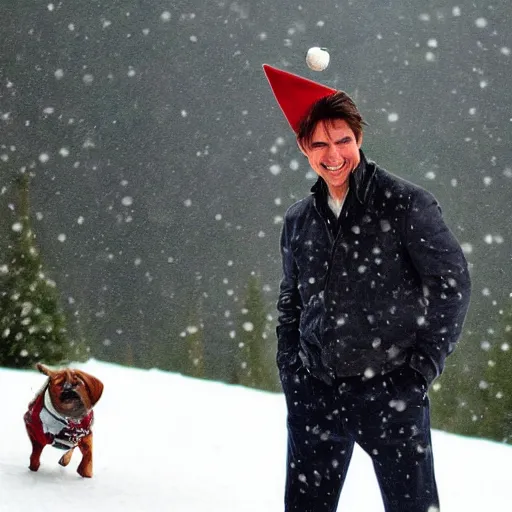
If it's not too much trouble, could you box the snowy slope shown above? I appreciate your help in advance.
[0,360,510,511]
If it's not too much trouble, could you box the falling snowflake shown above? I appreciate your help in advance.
[389,399,407,412]
[269,164,281,176]
[289,159,299,170]
[242,322,254,332]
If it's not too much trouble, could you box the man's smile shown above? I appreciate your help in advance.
[322,162,345,172]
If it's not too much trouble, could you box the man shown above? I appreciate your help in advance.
[263,64,471,512]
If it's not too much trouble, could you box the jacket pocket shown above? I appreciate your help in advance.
[387,367,428,399]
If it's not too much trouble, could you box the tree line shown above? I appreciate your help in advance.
[1,174,512,443]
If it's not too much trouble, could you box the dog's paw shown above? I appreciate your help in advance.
[29,462,40,472]
[77,463,93,478]
[58,450,74,467]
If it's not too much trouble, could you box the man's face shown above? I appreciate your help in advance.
[299,119,362,199]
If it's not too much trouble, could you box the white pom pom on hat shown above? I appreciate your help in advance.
[306,47,330,71]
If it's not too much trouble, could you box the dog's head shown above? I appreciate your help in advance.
[37,363,104,420]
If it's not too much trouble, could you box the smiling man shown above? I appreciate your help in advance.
[263,64,471,512]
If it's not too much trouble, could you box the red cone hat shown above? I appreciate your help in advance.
[262,64,337,133]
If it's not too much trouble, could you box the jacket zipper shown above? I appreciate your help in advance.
[313,196,346,319]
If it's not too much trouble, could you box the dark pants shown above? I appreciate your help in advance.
[281,367,440,512]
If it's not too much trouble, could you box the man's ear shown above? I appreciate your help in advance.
[357,132,364,148]
[297,139,308,157]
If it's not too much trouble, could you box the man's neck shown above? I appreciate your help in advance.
[327,187,349,218]
[328,183,349,203]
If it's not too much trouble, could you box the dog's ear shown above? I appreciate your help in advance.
[36,363,54,377]
[78,371,104,407]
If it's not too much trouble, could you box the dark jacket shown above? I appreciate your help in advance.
[276,151,471,386]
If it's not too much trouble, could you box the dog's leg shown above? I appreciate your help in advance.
[58,448,75,467]
[28,438,44,472]
[76,434,93,478]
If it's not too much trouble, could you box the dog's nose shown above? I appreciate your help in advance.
[62,382,74,390]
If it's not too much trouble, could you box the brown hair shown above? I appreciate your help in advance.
[297,91,367,148]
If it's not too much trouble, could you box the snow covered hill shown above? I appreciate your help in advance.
[0,360,510,511]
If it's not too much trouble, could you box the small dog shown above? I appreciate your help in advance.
[24,362,104,478]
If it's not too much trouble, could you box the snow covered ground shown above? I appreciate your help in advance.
[0,360,510,511]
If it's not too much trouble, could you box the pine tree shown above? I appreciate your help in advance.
[169,282,206,379]
[184,292,205,379]
[429,335,481,437]
[0,173,85,368]
[478,305,512,443]
[185,322,205,379]
[235,274,279,391]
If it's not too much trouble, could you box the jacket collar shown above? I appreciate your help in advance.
[310,149,375,205]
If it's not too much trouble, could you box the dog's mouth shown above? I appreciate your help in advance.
[57,389,87,418]
[60,390,81,403]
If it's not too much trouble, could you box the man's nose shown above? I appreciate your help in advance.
[325,144,342,159]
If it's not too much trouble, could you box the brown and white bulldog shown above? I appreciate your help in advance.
[24,363,104,478]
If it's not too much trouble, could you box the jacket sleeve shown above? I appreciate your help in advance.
[276,214,302,372]
[404,190,472,386]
